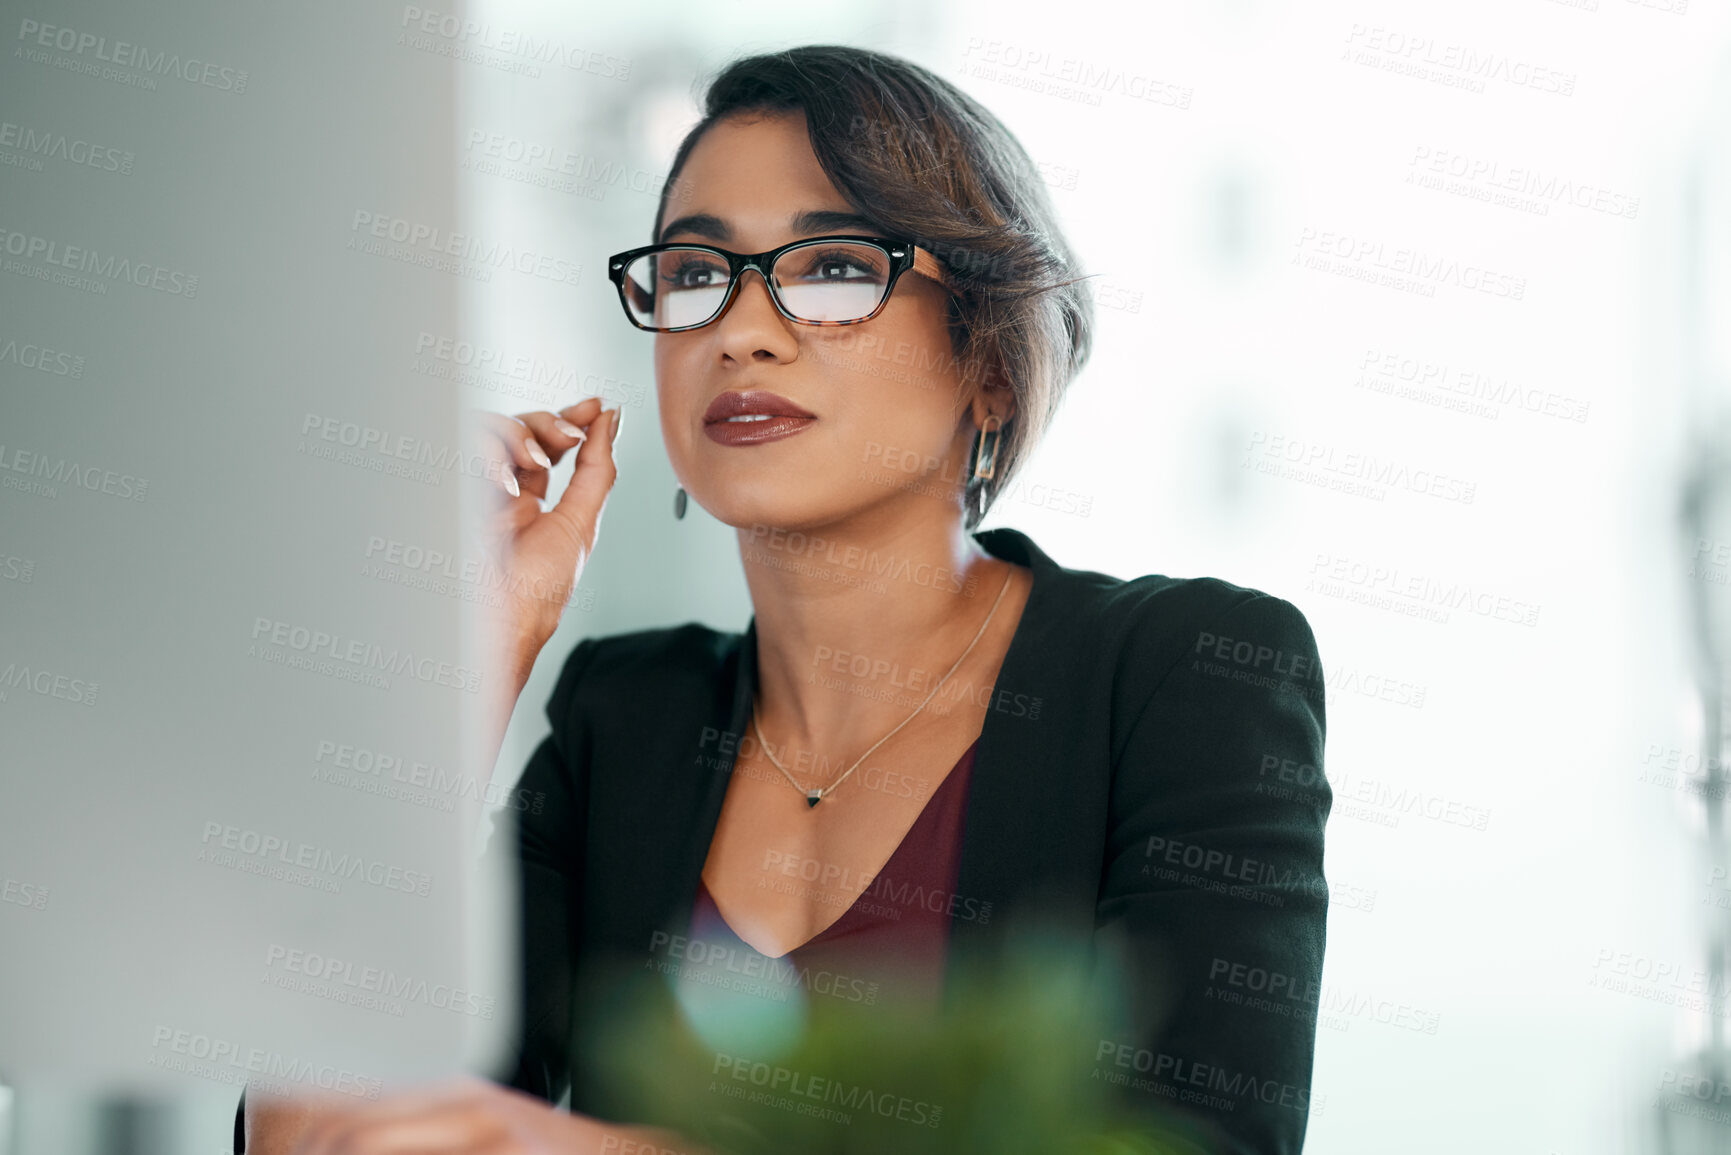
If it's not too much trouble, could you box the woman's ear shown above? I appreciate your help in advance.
[967,356,1016,429]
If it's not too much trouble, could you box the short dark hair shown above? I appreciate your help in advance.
[653,44,1095,530]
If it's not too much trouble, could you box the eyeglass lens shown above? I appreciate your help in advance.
[620,241,894,330]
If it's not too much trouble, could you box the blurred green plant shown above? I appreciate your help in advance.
[585,927,1221,1155]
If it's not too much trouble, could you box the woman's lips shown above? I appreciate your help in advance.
[703,414,816,446]
[702,389,817,446]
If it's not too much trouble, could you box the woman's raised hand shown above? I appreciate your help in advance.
[467,397,621,671]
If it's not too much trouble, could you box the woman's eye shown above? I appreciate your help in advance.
[664,260,725,289]
[796,253,878,281]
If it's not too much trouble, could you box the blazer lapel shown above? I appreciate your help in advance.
[951,529,1107,965]
[669,616,758,927]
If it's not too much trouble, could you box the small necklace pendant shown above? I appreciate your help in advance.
[806,790,822,808]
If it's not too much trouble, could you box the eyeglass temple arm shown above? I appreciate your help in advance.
[911,247,957,290]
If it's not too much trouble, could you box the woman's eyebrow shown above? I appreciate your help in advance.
[788,209,878,236]
[657,209,880,245]
[658,213,728,244]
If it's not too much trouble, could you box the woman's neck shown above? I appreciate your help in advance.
[737,515,1021,758]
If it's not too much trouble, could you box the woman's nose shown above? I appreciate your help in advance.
[712,266,798,361]
[722,266,779,320]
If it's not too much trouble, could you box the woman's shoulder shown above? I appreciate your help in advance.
[1038,552,1319,671]
[1093,584,1319,723]
[564,620,743,670]
[538,621,746,724]
[987,527,1316,653]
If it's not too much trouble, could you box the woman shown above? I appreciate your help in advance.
[243,44,1331,1155]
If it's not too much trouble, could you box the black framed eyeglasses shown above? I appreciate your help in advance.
[606,235,953,333]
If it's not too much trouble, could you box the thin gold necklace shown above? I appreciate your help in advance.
[749,564,1015,808]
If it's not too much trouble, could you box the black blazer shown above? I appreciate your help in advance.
[238,526,1331,1155]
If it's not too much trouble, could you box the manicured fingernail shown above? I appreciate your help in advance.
[504,471,519,498]
[611,407,624,437]
[553,419,584,439]
[526,439,552,469]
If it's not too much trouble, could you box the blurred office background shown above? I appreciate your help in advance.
[4,0,1731,1151]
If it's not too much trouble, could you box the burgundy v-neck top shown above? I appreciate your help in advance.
[685,737,980,1008]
